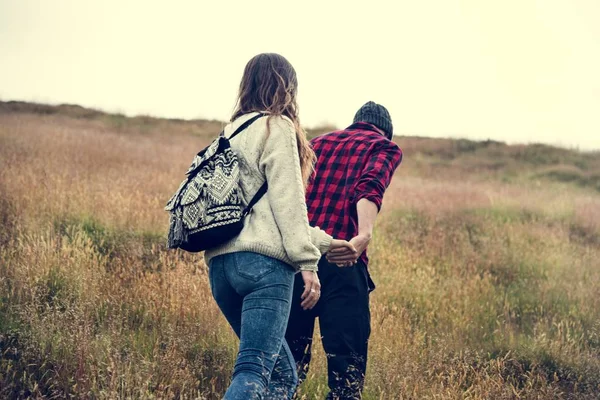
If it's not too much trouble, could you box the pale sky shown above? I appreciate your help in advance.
[1,0,599,149]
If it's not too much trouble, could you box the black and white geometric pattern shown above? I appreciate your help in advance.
[165,137,246,248]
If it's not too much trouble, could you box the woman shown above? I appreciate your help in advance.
[204,53,356,399]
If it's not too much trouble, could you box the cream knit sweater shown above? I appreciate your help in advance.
[204,112,332,272]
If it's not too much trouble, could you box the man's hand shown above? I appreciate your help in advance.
[327,239,357,262]
[349,233,371,257]
[326,234,371,267]
[326,238,359,267]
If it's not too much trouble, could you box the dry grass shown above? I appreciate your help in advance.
[1,103,599,399]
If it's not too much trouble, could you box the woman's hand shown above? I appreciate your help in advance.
[326,239,359,267]
[300,270,321,310]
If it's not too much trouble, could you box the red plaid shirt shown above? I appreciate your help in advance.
[306,122,403,266]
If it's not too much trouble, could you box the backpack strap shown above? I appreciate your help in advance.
[229,113,266,140]
[225,113,268,216]
[230,113,268,216]
[242,181,268,217]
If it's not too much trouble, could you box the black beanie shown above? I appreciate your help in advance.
[353,101,393,139]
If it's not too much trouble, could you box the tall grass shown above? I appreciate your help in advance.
[1,107,599,399]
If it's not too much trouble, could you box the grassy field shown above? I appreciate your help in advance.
[1,101,599,399]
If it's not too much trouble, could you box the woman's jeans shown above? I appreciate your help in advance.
[208,252,298,400]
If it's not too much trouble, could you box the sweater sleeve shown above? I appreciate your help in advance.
[259,116,322,272]
[309,226,333,255]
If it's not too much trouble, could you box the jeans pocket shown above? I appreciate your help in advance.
[234,252,278,282]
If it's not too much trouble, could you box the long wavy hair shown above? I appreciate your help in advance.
[231,53,315,186]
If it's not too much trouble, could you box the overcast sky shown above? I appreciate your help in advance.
[1,0,599,149]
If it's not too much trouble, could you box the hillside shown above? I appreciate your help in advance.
[2,100,599,193]
[1,101,599,398]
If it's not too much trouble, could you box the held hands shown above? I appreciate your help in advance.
[300,237,368,309]
[326,234,371,267]
[327,239,358,267]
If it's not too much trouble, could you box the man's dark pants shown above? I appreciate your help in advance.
[285,256,371,399]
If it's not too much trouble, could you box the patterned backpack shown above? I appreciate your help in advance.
[165,113,267,252]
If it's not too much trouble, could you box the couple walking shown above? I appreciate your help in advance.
[204,53,402,399]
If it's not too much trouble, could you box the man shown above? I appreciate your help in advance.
[286,101,403,399]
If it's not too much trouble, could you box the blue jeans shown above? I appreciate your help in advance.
[208,252,298,400]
